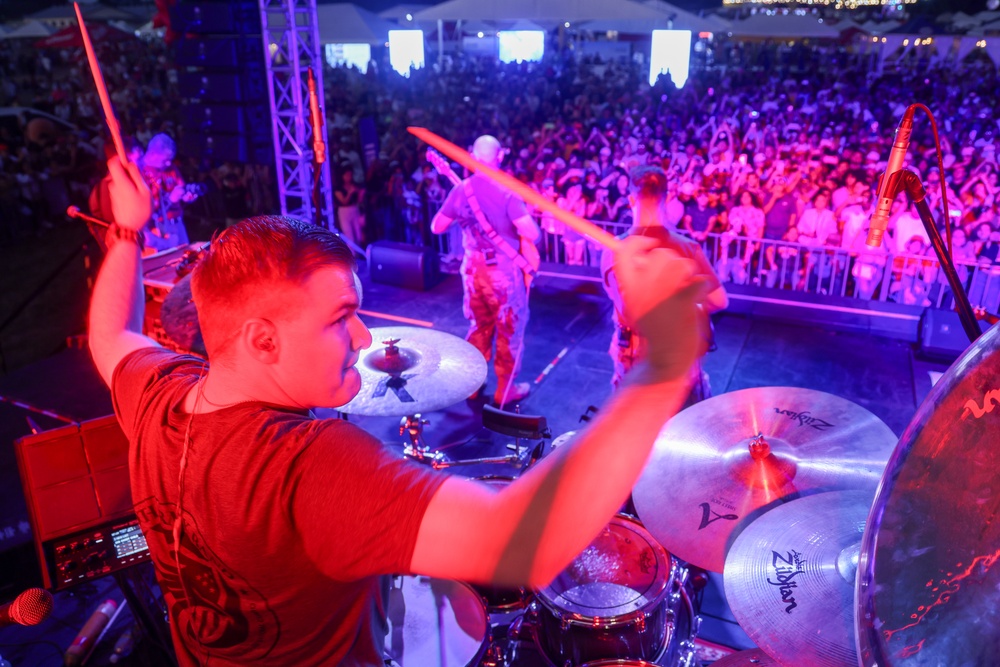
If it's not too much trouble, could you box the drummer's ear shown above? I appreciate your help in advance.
[243,318,279,362]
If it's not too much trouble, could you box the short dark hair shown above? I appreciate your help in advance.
[192,216,355,358]
[628,165,667,200]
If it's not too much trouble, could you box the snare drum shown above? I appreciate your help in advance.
[384,576,489,667]
[534,515,694,666]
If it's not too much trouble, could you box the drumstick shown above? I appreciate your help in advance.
[74,2,128,165]
[408,126,622,251]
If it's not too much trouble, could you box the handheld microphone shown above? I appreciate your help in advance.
[0,587,54,628]
[307,67,327,166]
[866,106,915,247]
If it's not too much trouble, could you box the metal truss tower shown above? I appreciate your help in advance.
[258,0,334,229]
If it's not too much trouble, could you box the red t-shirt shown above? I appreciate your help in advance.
[112,348,447,666]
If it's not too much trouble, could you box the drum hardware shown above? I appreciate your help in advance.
[425,406,552,471]
[724,490,872,667]
[632,387,896,572]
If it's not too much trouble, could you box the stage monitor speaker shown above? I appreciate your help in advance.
[919,308,987,360]
[368,242,441,291]
[171,1,260,36]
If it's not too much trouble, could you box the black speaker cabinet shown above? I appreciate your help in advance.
[919,308,987,360]
[368,242,440,291]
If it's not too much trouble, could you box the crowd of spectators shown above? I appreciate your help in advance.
[0,34,273,245]
[325,43,1000,305]
[4,26,1000,306]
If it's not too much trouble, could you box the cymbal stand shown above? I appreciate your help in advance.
[400,414,444,464]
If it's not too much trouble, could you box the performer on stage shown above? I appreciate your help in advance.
[89,154,712,666]
[602,166,729,404]
[431,135,540,406]
[139,133,198,252]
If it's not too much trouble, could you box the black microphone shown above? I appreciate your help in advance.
[0,587,54,628]
[866,106,915,247]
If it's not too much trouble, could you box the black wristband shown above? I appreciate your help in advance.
[106,224,144,249]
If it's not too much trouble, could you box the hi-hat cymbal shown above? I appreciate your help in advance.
[335,326,487,416]
[724,490,872,667]
[159,274,206,356]
[709,648,780,667]
[632,387,896,572]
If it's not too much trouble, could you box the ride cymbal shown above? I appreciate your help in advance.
[632,387,895,572]
[724,490,872,667]
[336,326,487,416]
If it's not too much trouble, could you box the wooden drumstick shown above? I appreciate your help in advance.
[407,126,622,251]
[74,2,128,165]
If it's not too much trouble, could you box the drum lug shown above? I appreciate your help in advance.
[508,614,524,640]
[480,641,504,667]
[635,611,647,633]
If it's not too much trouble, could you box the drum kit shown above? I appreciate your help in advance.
[157,291,1000,666]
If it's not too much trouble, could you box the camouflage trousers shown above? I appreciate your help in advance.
[609,326,710,409]
[462,257,529,388]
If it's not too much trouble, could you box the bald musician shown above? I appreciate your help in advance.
[431,135,540,406]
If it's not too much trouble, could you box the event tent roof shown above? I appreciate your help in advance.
[0,20,55,40]
[316,3,400,45]
[34,22,135,49]
[28,3,138,24]
[413,0,669,23]
[645,0,729,32]
[728,14,840,39]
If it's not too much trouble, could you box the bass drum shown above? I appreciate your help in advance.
[533,515,698,666]
[383,576,489,667]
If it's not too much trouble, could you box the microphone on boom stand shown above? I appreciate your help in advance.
[307,67,327,228]
[866,106,915,248]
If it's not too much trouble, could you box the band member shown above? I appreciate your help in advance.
[602,166,729,403]
[139,133,198,252]
[431,135,540,406]
[90,154,712,665]
[87,138,143,252]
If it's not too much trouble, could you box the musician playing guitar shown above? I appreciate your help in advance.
[431,135,540,406]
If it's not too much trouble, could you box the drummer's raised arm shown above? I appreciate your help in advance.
[89,156,160,387]
[410,237,712,588]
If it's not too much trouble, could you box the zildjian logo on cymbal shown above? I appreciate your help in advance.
[772,408,834,431]
[768,550,806,614]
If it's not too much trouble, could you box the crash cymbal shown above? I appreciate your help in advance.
[724,491,872,667]
[336,326,487,416]
[159,274,206,356]
[857,322,1000,667]
[632,387,896,572]
[709,648,780,667]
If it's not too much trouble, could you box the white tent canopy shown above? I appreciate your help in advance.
[729,14,840,39]
[413,0,669,23]
[0,20,55,39]
[316,4,401,45]
[645,0,729,32]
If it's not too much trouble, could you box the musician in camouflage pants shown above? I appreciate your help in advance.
[432,136,540,406]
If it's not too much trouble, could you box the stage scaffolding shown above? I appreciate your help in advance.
[258,0,335,231]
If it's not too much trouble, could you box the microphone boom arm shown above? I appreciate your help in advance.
[898,169,981,343]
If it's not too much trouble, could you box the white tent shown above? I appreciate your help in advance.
[645,0,729,32]
[861,20,903,36]
[316,4,400,45]
[729,14,840,39]
[0,20,55,40]
[413,0,669,23]
[580,0,725,36]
